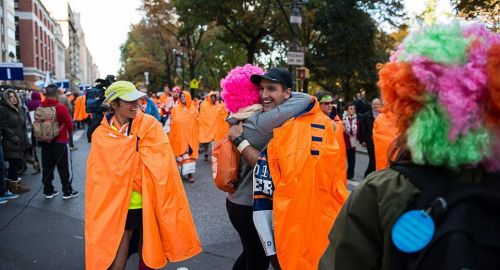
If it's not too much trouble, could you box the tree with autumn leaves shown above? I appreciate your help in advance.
[119,0,497,100]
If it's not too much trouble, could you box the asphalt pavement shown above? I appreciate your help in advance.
[0,129,369,270]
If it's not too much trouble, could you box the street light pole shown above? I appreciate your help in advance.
[287,0,307,91]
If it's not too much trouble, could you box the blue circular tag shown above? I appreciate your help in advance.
[391,210,435,253]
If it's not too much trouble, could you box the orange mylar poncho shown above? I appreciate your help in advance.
[73,95,88,121]
[198,92,219,143]
[169,91,199,158]
[214,101,229,142]
[373,112,399,170]
[267,101,348,270]
[85,112,202,269]
[333,115,347,185]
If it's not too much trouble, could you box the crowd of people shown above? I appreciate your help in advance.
[1,20,499,270]
[0,85,88,203]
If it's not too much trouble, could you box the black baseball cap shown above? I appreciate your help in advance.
[250,67,293,89]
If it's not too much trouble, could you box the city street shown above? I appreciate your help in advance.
[0,130,369,270]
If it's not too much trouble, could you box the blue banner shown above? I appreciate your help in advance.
[0,63,24,80]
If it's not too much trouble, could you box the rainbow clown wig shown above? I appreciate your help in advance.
[378,21,500,172]
[220,64,264,113]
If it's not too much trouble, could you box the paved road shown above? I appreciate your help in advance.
[0,129,369,270]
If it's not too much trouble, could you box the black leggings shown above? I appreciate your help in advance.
[226,199,270,270]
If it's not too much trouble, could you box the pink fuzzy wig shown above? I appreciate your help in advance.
[220,64,264,113]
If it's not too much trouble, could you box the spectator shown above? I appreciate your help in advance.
[39,84,78,199]
[0,89,30,194]
[359,98,381,177]
[0,113,19,204]
[342,102,359,180]
[320,21,500,270]
[354,92,370,115]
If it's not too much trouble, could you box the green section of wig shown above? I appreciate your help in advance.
[407,98,490,169]
[400,22,470,65]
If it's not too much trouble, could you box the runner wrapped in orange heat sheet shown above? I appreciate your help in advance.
[373,112,399,170]
[85,82,201,269]
[334,114,347,185]
[168,91,200,182]
[73,94,88,121]
[199,91,219,144]
[267,101,348,270]
[214,100,229,142]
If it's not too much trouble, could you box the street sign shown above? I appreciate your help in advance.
[290,15,302,24]
[0,62,23,80]
[287,51,304,66]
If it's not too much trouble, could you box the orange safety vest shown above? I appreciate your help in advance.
[373,112,399,170]
[198,91,219,143]
[214,102,229,142]
[85,112,201,269]
[73,95,88,121]
[267,101,348,270]
[169,91,199,158]
[333,115,347,185]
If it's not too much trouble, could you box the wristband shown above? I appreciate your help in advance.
[237,140,250,153]
[232,135,246,146]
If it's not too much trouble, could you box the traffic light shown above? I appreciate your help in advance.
[297,67,309,80]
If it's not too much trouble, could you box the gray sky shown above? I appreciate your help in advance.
[67,0,142,77]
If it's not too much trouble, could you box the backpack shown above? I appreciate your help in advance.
[33,106,59,142]
[211,136,240,193]
[391,165,500,270]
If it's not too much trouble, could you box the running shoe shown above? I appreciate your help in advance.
[1,191,19,200]
[45,190,59,199]
[62,191,79,200]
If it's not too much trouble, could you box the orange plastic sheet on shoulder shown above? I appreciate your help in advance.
[198,99,218,143]
[73,95,88,121]
[85,112,201,269]
[373,112,399,170]
[267,104,347,270]
[169,100,199,159]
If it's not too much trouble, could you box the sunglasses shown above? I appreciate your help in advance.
[321,101,334,106]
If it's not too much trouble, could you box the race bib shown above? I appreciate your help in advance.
[252,149,276,256]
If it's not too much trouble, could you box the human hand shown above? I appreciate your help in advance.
[229,122,243,142]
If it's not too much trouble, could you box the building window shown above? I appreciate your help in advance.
[8,44,16,59]
[6,11,15,24]
[7,28,15,40]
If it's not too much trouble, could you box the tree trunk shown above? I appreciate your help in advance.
[246,39,257,64]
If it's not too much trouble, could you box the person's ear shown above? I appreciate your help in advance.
[284,87,292,99]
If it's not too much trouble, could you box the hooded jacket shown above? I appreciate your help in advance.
[0,90,28,159]
[169,91,199,158]
[40,98,73,143]
[85,111,201,269]
[198,91,219,143]
[267,101,348,270]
